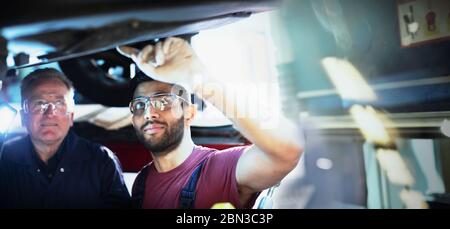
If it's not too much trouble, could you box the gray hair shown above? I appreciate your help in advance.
[20,68,75,110]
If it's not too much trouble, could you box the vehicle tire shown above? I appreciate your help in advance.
[59,50,134,107]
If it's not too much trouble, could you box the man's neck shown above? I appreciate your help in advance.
[152,130,195,173]
[31,138,64,165]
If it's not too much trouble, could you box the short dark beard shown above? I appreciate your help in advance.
[135,117,184,157]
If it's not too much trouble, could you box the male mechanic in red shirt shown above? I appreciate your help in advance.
[119,37,303,208]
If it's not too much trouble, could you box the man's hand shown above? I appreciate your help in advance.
[117,37,205,92]
[118,36,303,205]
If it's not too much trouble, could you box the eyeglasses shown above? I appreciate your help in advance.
[23,99,69,115]
[129,93,190,115]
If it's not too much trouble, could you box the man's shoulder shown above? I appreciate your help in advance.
[199,145,250,167]
[70,131,99,147]
[1,135,30,163]
[134,163,152,180]
[131,162,153,196]
[3,135,28,147]
[205,145,249,158]
[68,132,117,162]
[195,145,248,154]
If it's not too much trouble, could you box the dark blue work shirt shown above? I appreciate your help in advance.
[32,136,66,183]
[0,130,131,208]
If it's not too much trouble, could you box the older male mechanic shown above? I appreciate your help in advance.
[118,37,303,208]
[0,68,131,208]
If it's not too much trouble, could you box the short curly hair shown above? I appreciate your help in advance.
[130,71,191,103]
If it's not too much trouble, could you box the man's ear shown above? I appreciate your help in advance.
[20,110,27,127]
[68,112,74,127]
[116,46,140,59]
[184,104,197,127]
[130,114,137,128]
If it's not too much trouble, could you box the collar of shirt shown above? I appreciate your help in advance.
[31,137,67,182]
[5,130,93,167]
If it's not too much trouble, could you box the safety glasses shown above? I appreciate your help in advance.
[23,99,70,115]
[129,93,190,115]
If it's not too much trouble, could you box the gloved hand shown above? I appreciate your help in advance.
[116,37,205,93]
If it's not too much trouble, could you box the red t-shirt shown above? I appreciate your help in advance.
[135,145,257,209]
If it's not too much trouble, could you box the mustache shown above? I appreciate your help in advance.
[140,120,167,131]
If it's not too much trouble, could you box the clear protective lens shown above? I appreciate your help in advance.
[24,99,68,115]
[129,93,188,115]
